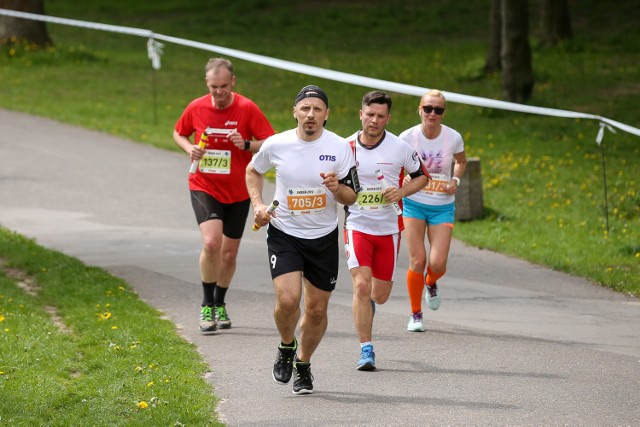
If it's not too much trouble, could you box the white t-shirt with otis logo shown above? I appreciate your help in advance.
[252,128,356,239]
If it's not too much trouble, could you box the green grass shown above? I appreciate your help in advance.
[0,0,638,303]
[0,228,221,426]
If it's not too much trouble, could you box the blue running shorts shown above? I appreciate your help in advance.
[402,199,455,226]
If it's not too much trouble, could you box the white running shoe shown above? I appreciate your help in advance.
[425,283,441,310]
[407,311,425,332]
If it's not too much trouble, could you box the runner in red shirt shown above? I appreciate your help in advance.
[173,58,275,333]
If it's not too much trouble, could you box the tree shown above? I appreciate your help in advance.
[484,0,502,73]
[0,0,52,46]
[538,0,572,45]
[501,0,534,103]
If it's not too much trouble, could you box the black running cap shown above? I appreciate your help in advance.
[294,85,329,108]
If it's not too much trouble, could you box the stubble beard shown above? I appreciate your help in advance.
[303,122,317,136]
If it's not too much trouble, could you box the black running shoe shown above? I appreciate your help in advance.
[272,338,297,384]
[292,360,314,395]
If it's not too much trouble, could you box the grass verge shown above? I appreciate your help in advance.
[0,228,221,426]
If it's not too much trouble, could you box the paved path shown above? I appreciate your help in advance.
[1,109,638,426]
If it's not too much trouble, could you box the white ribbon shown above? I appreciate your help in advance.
[596,122,616,146]
[147,37,164,70]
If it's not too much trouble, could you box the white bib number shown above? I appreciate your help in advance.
[287,187,327,215]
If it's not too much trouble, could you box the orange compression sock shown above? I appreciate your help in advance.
[407,269,425,314]
[425,265,445,287]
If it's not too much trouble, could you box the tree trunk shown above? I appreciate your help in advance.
[484,0,502,73]
[501,0,534,103]
[539,0,572,45]
[0,0,52,46]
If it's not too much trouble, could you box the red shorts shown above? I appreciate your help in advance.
[344,229,399,282]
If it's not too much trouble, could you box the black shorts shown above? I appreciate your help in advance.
[266,225,339,292]
[190,190,250,239]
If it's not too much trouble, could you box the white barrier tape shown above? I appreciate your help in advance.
[0,8,153,38]
[2,8,639,139]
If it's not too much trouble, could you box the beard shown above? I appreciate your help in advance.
[303,121,317,136]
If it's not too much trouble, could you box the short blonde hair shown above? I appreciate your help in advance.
[422,89,446,106]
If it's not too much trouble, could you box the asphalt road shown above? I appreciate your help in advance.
[1,109,639,426]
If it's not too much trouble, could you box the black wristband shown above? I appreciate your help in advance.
[243,139,251,150]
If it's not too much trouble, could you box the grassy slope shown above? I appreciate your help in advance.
[0,229,220,425]
[1,0,638,295]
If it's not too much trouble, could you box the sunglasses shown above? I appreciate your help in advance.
[422,105,445,115]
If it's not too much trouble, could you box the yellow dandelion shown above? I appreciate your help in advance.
[136,401,149,409]
[0,314,5,322]
[135,366,144,373]
[111,326,118,330]
[98,312,112,320]
[118,286,125,291]
[147,381,154,387]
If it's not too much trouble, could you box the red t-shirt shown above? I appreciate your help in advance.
[175,93,275,203]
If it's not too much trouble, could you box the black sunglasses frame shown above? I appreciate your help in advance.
[422,105,445,115]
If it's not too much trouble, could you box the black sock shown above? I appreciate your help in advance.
[214,285,228,306]
[202,281,216,306]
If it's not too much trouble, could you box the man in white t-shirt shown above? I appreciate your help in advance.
[246,85,359,395]
[344,90,429,371]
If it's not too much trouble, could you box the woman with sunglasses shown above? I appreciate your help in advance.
[399,89,467,332]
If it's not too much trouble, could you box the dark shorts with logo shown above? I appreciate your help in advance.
[190,190,250,239]
[266,224,339,292]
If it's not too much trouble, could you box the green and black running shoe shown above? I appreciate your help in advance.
[272,337,297,384]
[215,304,232,329]
[199,305,217,332]
[292,360,314,395]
